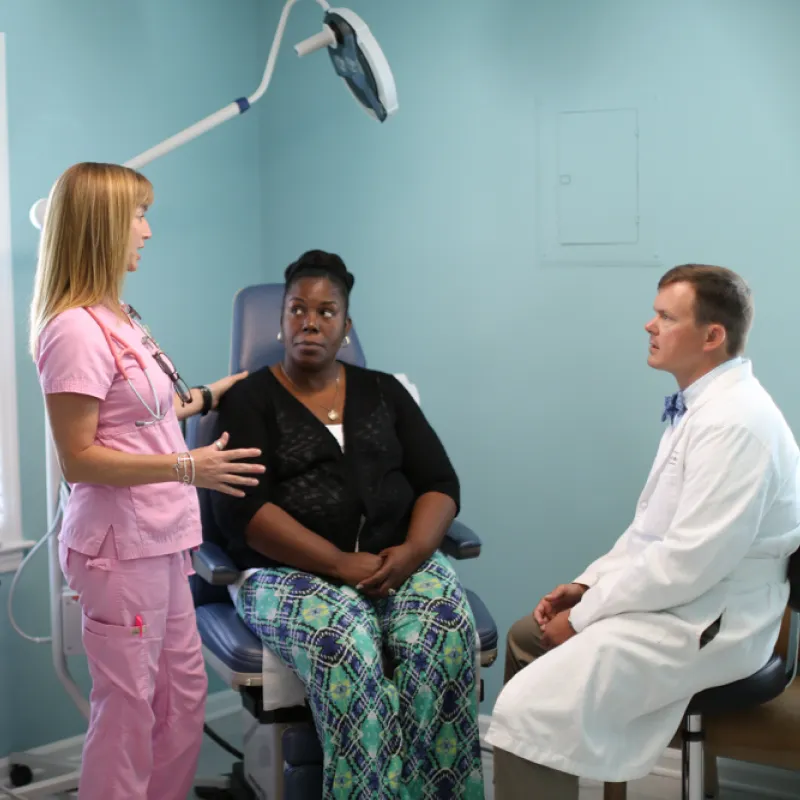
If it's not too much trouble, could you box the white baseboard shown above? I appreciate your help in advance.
[479,713,800,800]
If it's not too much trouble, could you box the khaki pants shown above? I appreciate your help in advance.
[493,614,580,800]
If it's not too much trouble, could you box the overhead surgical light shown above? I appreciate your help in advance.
[29,0,397,228]
[298,7,397,123]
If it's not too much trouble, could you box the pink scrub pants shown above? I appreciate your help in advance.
[60,535,208,799]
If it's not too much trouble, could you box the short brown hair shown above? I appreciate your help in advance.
[658,264,753,356]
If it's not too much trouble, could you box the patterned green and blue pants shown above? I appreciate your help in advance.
[236,551,485,799]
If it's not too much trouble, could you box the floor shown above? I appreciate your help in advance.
[576,779,765,800]
[0,710,778,799]
[488,756,767,799]
[192,712,771,799]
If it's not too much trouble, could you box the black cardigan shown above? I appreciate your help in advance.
[209,363,460,571]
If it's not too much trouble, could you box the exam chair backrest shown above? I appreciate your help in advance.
[187,282,366,607]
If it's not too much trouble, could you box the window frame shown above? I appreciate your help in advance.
[0,33,30,572]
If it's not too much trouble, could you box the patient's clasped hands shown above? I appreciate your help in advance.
[334,544,422,599]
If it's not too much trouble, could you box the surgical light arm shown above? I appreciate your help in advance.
[127,0,301,170]
[29,0,397,228]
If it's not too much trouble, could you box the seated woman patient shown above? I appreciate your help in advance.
[210,250,484,799]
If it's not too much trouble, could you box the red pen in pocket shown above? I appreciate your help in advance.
[133,615,145,637]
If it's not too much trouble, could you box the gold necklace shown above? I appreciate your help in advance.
[280,364,342,422]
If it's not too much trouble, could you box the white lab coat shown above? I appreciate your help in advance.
[486,359,800,782]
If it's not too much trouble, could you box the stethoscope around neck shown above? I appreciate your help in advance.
[84,306,173,427]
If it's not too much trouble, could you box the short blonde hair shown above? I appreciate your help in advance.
[29,162,153,358]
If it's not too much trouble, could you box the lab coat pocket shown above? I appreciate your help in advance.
[699,613,723,649]
[81,613,162,702]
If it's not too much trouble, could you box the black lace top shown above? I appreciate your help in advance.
[208,362,460,570]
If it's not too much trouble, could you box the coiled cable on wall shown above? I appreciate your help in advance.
[6,500,63,643]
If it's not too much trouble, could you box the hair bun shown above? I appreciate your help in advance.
[284,250,355,293]
[339,268,355,292]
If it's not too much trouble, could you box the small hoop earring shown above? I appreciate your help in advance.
[342,335,351,347]
[276,331,283,342]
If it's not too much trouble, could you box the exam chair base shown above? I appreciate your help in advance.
[2,752,80,799]
[193,686,319,800]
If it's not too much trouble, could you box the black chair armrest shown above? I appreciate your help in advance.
[194,521,482,582]
[786,609,799,685]
[440,520,482,560]
[192,542,241,586]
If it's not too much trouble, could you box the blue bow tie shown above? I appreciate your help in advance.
[662,392,687,424]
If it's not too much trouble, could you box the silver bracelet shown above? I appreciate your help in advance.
[173,452,192,485]
[172,453,183,482]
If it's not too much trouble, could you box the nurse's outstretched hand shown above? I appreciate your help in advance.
[190,432,266,497]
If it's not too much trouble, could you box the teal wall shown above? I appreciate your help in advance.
[2,0,800,761]
[0,0,265,754]
[254,0,800,713]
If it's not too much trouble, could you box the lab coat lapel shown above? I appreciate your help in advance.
[638,362,751,502]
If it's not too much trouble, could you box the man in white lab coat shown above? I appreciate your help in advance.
[487,264,800,798]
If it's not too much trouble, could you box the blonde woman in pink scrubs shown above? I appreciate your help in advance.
[29,162,266,800]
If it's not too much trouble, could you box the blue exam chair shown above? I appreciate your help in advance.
[188,284,498,799]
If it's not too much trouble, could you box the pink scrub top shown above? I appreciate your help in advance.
[36,304,202,560]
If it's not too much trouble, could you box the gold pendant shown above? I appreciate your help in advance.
[328,410,340,422]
